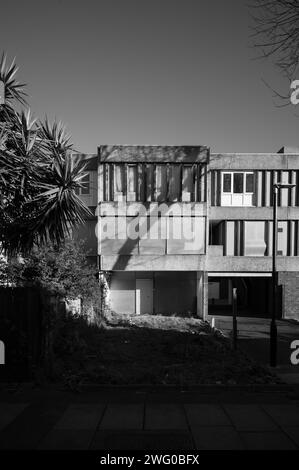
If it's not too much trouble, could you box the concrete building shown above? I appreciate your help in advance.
[75,145,299,321]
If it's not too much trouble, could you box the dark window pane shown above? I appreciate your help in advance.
[168,165,181,201]
[233,173,244,193]
[246,173,254,193]
[223,174,231,192]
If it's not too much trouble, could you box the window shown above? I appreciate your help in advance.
[246,173,254,193]
[244,221,267,256]
[233,173,244,193]
[221,172,254,206]
[226,221,235,255]
[127,165,137,201]
[155,165,167,201]
[127,165,137,193]
[168,165,181,201]
[114,165,125,195]
[223,173,232,193]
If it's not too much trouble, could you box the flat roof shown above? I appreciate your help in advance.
[98,145,209,163]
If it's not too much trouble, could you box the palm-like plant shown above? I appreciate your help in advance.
[0,54,91,255]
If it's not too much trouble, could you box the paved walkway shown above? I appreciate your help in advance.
[0,386,299,450]
[212,316,299,384]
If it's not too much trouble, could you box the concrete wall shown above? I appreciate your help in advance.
[279,271,299,320]
[208,255,299,273]
[209,153,299,170]
[109,271,201,316]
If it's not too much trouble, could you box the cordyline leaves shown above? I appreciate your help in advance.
[0,54,91,255]
[0,54,27,107]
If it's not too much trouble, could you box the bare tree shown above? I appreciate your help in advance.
[251,0,299,79]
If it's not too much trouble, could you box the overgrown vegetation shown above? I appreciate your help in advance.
[51,311,279,389]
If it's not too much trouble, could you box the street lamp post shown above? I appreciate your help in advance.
[270,182,295,367]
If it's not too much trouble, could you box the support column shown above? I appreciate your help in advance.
[197,271,208,320]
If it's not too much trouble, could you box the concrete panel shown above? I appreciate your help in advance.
[208,256,299,272]
[210,153,299,170]
[98,145,209,163]
[101,255,207,271]
[209,206,299,220]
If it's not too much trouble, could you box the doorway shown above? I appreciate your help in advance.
[136,279,153,314]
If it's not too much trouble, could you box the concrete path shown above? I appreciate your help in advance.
[212,316,299,384]
[0,387,299,450]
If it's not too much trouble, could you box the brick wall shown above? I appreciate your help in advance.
[279,272,299,320]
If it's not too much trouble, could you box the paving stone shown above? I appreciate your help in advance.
[241,431,297,450]
[0,403,28,431]
[0,402,68,449]
[38,429,95,450]
[282,427,299,448]
[185,404,230,427]
[100,404,143,430]
[262,404,299,426]
[54,404,104,430]
[192,426,244,450]
[223,404,278,431]
[144,403,187,430]
[91,430,194,450]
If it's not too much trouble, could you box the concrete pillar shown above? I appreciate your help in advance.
[197,271,208,320]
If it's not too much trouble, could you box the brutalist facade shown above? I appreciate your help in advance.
[75,145,299,321]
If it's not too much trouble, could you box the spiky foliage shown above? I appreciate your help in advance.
[0,54,91,255]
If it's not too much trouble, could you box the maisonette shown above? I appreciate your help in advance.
[75,145,299,321]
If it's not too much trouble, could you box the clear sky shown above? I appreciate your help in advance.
[1,0,298,154]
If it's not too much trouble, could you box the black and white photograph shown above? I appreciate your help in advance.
[1,0,299,461]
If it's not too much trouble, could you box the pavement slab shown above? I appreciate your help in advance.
[38,429,95,450]
[0,403,28,431]
[144,403,188,430]
[100,403,144,430]
[0,401,68,449]
[54,403,105,430]
[223,404,279,431]
[90,430,194,450]
[262,404,299,427]
[184,404,231,427]
[240,431,297,450]
[192,426,244,450]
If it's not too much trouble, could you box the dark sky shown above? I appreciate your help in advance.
[1,0,298,153]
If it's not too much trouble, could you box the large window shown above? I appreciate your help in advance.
[221,171,254,206]
[244,221,267,256]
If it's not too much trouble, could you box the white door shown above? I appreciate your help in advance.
[136,279,153,315]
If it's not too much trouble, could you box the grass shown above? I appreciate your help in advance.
[52,311,280,388]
